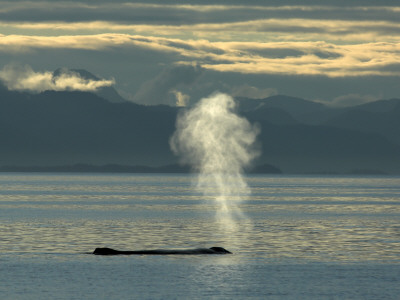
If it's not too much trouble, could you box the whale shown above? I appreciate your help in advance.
[92,247,232,255]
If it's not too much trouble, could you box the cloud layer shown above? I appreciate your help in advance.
[0,1,400,103]
[0,64,114,93]
[1,34,399,78]
[1,2,400,78]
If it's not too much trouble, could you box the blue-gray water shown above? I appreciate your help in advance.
[1,173,399,299]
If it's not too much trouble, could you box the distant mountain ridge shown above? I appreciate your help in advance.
[239,95,400,173]
[1,72,400,174]
[238,95,326,115]
[322,99,400,145]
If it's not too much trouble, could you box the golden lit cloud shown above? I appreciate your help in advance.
[2,17,400,43]
[1,2,399,79]
[1,33,400,77]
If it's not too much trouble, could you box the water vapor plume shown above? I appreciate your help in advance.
[170,92,260,245]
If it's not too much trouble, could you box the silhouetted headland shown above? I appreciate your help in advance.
[0,163,281,174]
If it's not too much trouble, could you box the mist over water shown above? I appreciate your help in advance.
[170,93,260,246]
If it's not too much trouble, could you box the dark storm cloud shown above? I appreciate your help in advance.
[1,1,400,25]
[4,0,399,6]
[246,48,342,60]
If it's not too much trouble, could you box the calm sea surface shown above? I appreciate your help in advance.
[1,173,399,299]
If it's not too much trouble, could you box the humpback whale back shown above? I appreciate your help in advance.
[210,247,232,254]
[92,247,121,255]
[92,247,232,255]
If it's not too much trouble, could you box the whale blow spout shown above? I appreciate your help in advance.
[92,247,232,255]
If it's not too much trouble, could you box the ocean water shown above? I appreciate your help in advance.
[0,173,399,299]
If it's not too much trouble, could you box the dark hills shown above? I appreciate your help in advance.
[1,74,400,174]
[239,95,400,173]
[0,86,178,167]
[322,99,400,145]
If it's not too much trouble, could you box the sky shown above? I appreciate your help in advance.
[1,0,400,106]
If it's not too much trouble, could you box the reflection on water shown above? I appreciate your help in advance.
[0,173,399,263]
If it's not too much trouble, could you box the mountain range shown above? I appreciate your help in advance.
[1,70,400,174]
